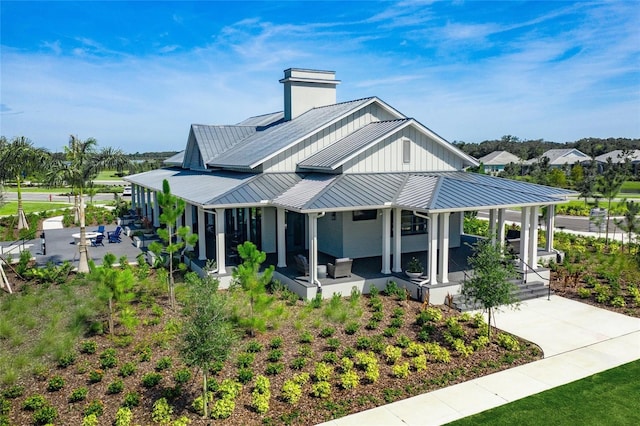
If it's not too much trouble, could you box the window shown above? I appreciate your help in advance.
[403,138,411,163]
[353,210,377,221]
[401,210,426,235]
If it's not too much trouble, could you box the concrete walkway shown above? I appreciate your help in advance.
[318,296,640,426]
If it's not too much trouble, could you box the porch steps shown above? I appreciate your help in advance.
[452,280,551,312]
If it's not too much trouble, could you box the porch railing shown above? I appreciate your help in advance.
[514,255,552,301]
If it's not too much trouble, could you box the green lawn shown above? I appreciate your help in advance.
[447,360,640,426]
[0,202,72,216]
[4,187,70,194]
[95,170,124,180]
[620,180,640,193]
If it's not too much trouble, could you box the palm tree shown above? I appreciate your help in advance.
[0,136,50,231]
[46,135,128,273]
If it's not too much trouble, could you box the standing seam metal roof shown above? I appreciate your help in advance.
[191,125,257,164]
[125,169,575,212]
[209,98,376,169]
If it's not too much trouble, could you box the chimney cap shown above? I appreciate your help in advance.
[279,68,341,86]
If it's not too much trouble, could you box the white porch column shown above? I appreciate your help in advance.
[137,185,143,215]
[153,191,160,227]
[520,207,530,272]
[130,185,136,211]
[497,208,506,247]
[428,212,439,285]
[245,208,251,242]
[438,212,450,284]
[392,208,402,273]
[529,206,539,269]
[184,204,193,251]
[215,208,226,274]
[545,205,555,252]
[489,209,497,245]
[197,207,206,261]
[308,213,319,289]
[145,188,152,219]
[276,208,287,268]
[381,209,391,274]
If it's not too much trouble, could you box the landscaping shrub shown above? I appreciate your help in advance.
[173,367,192,385]
[114,407,133,426]
[47,375,65,392]
[83,399,104,417]
[99,348,118,369]
[68,387,88,403]
[340,370,359,389]
[267,349,283,362]
[122,391,141,408]
[311,381,331,398]
[23,394,47,411]
[118,362,136,378]
[281,380,302,405]
[33,405,58,425]
[155,356,172,371]
[151,397,172,424]
[497,333,521,351]
[392,362,411,378]
[141,372,163,388]
[107,379,124,394]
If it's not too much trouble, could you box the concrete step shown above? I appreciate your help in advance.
[452,280,551,312]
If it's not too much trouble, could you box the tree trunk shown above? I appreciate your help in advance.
[487,308,492,340]
[108,297,114,335]
[77,193,90,273]
[202,370,208,418]
[16,176,29,231]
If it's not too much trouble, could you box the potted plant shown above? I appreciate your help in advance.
[142,217,154,237]
[405,257,424,279]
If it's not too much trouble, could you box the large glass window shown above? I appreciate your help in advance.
[401,210,427,235]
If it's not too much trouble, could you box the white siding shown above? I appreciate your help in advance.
[263,104,399,172]
[342,126,464,173]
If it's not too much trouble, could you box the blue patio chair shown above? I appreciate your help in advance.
[90,234,105,247]
[107,226,122,243]
[95,225,105,235]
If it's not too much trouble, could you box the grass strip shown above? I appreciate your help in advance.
[0,202,72,216]
[447,360,640,426]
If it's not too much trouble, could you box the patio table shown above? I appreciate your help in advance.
[71,232,100,244]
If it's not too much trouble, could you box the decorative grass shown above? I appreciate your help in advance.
[447,360,640,426]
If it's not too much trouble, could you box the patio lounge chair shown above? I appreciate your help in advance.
[328,258,353,279]
[294,254,309,276]
[108,226,122,243]
[94,225,105,235]
[90,234,105,247]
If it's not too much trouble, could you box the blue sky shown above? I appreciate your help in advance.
[1,1,639,153]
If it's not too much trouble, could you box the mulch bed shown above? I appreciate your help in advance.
[2,273,543,426]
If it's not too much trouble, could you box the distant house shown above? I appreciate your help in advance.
[125,68,575,302]
[595,150,640,174]
[477,151,522,174]
[529,148,591,169]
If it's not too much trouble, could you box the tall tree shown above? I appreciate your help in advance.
[461,237,519,338]
[180,272,236,418]
[596,158,627,245]
[0,136,50,231]
[148,179,198,309]
[46,136,128,273]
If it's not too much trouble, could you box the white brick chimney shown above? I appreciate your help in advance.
[280,68,340,121]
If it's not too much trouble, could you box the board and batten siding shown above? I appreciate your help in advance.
[343,126,463,173]
[263,103,399,172]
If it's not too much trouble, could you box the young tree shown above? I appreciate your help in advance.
[148,179,198,309]
[90,253,136,335]
[180,272,236,419]
[596,158,627,245]
[231,241,280,337]
[0,136,50,231]
[614,200,640,254]
[461,237,519,338]
[46,136,128,273]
